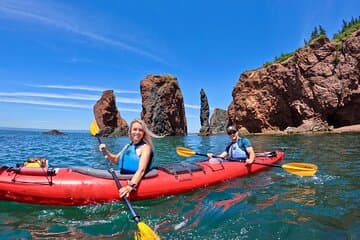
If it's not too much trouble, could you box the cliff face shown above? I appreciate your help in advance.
[140,74,187,136]
[209,108,227,134]
[93,90,128,136]
[228,29,360,133]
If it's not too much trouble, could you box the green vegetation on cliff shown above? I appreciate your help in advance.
[333,16,360,43]
[304,25,327,46]
[263,16,360,68]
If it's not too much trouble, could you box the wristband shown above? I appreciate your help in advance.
[127,180,137,191]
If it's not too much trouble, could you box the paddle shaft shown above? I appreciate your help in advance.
[108,167,141,223]
[96,136,141,223]
[241,161,282,168]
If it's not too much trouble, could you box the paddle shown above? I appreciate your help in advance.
[176,147,318,177]
[90,120,160,240]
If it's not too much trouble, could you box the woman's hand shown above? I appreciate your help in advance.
[119,185,134,198]
[98,143,106,152]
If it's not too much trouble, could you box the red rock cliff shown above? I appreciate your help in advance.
[93,90,128,136]
[141,74,187,136]
[228,29,360,133]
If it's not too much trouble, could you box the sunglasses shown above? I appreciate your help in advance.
[227,130,237,135]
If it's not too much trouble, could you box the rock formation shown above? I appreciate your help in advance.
[93,90,128,137]
[43,129,64,135]
[209,108,227,134]
[199,88,210,136]
[140,74,187,136]
[228,29,360,133]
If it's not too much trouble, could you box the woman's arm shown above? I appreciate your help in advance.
[99,143,120,164]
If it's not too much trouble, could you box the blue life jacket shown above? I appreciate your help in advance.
[119,140,154,174]
[225,137,251,160]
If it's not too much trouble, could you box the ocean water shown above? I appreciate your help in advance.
[0,130,359,240]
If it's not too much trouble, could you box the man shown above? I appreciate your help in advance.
[207,125,255,164]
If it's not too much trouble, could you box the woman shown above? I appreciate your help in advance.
[208,125,255,165]
[99,119,160,198]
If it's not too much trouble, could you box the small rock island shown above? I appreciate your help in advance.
[43,129,65,135]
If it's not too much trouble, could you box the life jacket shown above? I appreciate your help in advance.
[226,137,251,160]
[23,157,48,168]
[119,140,154,174]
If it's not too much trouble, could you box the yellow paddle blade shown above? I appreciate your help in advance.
[134,222,160,240]
[282,162,318,176]
[89,120,99,136]
[176,147,196,157]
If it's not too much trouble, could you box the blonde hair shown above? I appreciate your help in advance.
[128,119,161,149]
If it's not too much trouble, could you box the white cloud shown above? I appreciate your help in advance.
[0,97,92,109]
[66,57,94,64]
[0,97,141,112]
[0,92,97,100]
[28,84,139,94]
[0,91,142,104]
[185,103,200,109]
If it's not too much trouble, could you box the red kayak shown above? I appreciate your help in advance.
[0,151,284,206]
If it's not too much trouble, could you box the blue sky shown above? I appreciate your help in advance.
[0,0,359,133]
